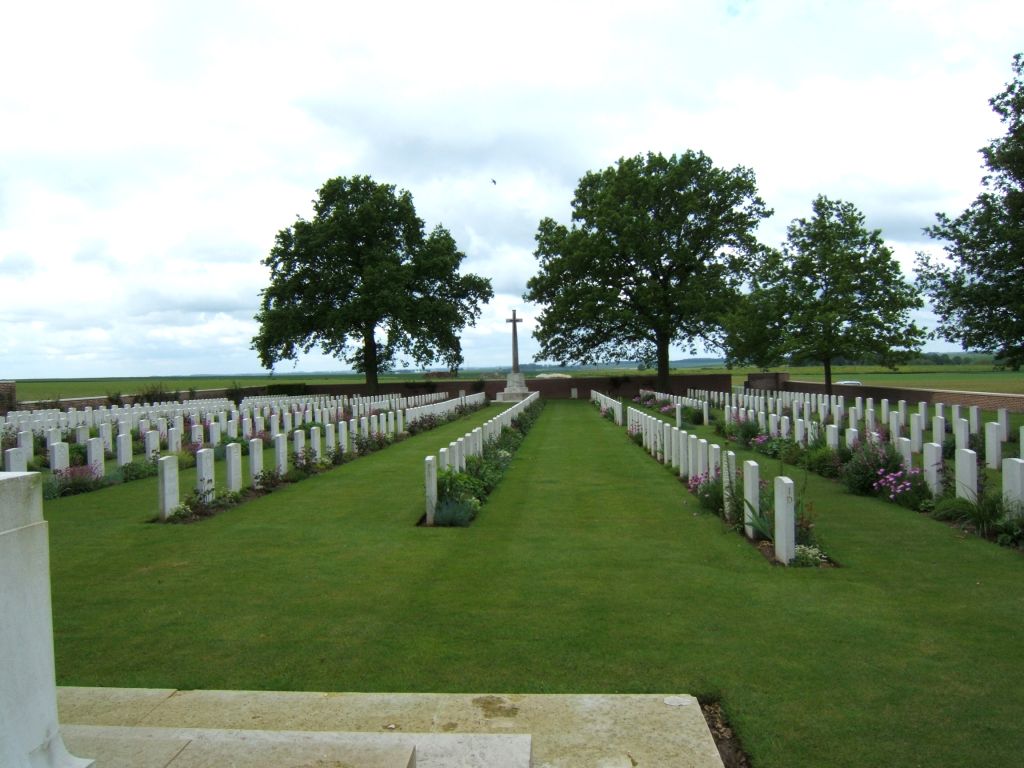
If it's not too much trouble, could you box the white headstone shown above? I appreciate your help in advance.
[743,460,759,540]
[954,418,969,451]
[774,476,796,565]
[985,422,1001,470]
[50,442,70,473]
[923,442,943,497]
[425,456,437,525]
[4,448,27,473]
[116,433,132,466]
[955,448,978,503]
[144,429,160,460]
[86,437,104,477]
[225,442,242,493]
[196,448,215,503]
[249,438,264,486]
[897,437,912,469]
[158,456,179,521]
[1003,458,1024,515]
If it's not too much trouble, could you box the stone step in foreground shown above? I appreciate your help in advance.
[59,687,725,768]
[62,725,532,768]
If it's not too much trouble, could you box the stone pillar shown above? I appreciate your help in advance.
[774,476,796,565]
[0,472,94,768]
[932,415,946,445]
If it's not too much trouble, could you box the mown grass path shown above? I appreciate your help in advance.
[47,400,1024,767]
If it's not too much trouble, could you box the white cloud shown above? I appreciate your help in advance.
[2,0,1023,377]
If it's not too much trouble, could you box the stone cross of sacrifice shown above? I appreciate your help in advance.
[507,310,523,374]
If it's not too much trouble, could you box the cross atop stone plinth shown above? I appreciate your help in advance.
[506,310,523,374]
[496,310,530,402]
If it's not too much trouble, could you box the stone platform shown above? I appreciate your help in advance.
[58,687,724,768]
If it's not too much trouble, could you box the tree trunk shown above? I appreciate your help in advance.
[823,356,832,399]
[363,326,379,394]
[656,334,671,393]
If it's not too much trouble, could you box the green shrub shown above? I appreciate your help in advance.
[842,441,903,495]
[433,497,476,526]
[932,495,975,522]
[680,406,704,426]
[117,460,159,482]
[802,445,843,478]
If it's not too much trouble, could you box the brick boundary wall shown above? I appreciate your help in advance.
[0,381,15,416]
[746,373,1024,413]
[12,373,734,412]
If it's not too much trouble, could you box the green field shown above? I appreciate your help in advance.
[12,363,1024,403]
[44,400,1024,766]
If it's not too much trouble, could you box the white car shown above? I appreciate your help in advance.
[835,380,861,386]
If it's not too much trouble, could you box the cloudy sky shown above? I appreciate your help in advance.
[2,1,1022,378]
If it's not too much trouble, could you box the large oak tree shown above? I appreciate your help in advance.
[917,53,1024,369]
[252,176,493,391]
[730,195,923,395]
[523,151,771,391]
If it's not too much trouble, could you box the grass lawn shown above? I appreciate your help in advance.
[46,400,1024,766]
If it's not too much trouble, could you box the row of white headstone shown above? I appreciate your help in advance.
[650,390,1024,514]
[728,387,1014,444]
[637,389,712,427]
[2,389,455,441]
[625,405,796,564]
[405,391,484,425]
[423,393,539,525]
[239,391,452,424]
[2,398,235,436]
[159,393,482,521]
[590,390,623,425]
